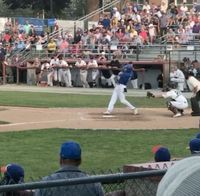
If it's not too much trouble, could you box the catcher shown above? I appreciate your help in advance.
[147,83,188,118]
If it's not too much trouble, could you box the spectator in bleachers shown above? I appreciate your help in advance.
[24,20,31,36]
[34,141,104,196]
[47,39,57,57]
[4,18,12,32]
[142,1,151,14]
[102,15,111,30]
[148,24,156,44]
[139,25,148,45]
[166,28,176,44]
[112,7,121,21]
[58,37,69,54]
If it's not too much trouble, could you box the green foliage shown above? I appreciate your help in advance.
[2,0,71,17]
[0,128,197,180]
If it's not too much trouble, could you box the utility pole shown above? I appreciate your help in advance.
[50,0,53,17]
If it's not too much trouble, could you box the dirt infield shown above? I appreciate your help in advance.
[0,106,199,132]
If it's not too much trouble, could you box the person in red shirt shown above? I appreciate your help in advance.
[139,25,148,44]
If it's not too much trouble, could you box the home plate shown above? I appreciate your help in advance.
[102,115,115,118]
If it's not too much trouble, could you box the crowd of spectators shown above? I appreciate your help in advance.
[0,1,199,88]
[0,0,199,61]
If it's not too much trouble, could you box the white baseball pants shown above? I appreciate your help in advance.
[107,84,136,112]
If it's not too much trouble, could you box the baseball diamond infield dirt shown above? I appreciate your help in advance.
[0,107,199,132]
[0,85,198,132]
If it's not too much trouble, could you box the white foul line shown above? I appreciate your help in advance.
[0,119,66,127]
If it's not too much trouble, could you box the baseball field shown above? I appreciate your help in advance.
[0,85,199,180]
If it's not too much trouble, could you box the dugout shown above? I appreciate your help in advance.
[2,59,169,89]
[128,61,169,89]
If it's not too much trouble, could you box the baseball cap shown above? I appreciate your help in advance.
[123,63,133,72]
[196,133,200,139]
[154,147,171,162]
[60,141,81,160]
[157,156,200,196]
[189,138,200,153]
[4,164,24,183]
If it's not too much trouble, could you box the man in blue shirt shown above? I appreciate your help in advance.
[104,63,138,115]
[35,141,104,196]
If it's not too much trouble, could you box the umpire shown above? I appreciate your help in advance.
[185,71,200,116]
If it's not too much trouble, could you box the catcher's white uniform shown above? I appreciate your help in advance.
[162,89,188,109]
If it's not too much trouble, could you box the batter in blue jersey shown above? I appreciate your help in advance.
[104,63,138,115]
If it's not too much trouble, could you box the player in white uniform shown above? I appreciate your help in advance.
[170,65,185,92]
[58,55,72,87]
[103,63,138,115]
[147,83,188,117]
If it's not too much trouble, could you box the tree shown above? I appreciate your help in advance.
[2,0,71,17]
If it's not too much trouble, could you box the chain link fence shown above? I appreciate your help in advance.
[0,169,166,196]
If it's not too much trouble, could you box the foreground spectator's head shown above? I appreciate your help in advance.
[157,156,200,196]
[0,164,24,185]
[60,141,82,166]
[189,138,200,154]
[153,146,171,162]
[196,133,200,139]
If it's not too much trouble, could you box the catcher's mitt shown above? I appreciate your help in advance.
[147,91,155,98]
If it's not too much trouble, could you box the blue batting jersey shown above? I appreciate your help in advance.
[118,64,133,85]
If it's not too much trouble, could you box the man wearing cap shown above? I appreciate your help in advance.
[0,163,24,185]
[153,147,171,162]
[35,141,104,196]
[189,138,200,154]
[104,63,138,115]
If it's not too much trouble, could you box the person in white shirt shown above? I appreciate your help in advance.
[40,60,53,87]
[142,1,151,13]
[170,65,185,91]
[112,7,121,21]
[75,57,89,88]
[185,71,200,116]
[87,56,99,87]
[49,55,59,85]
[58,55,72,87]
[147,83,188,117]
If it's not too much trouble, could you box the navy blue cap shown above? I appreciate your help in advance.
[154,147,171,162]
[6,164,24,183]
[189,138,200,153]
[196,133,200,139]
[60,141,81,159]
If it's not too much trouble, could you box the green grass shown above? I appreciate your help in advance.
[0,91,166,108]
[0,128,198,181]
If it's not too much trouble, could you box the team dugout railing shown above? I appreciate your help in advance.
[0,169,166,196]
